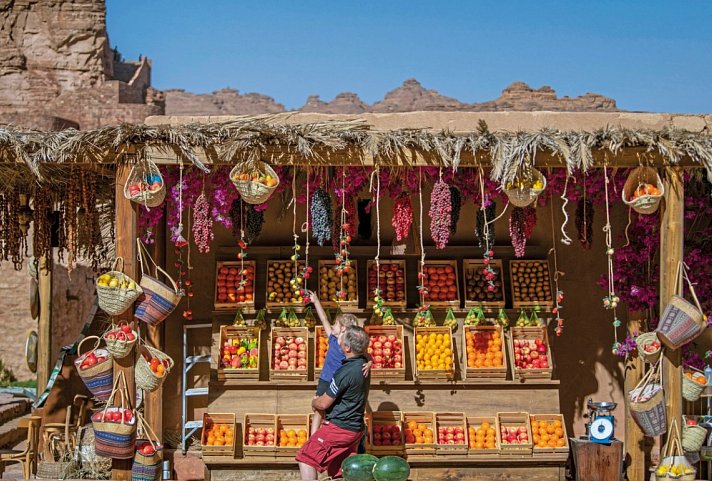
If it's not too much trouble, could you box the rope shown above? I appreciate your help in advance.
[548,177,564,335]
[559,175,573,245]
[418,169,426,303]
[303,167,310,293]
[602,164,620,345]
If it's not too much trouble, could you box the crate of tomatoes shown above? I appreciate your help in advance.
[214,261,255,310]
[421,260,460,307]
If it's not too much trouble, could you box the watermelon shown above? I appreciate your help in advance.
[372,456,410,481]
[342,454,378,481]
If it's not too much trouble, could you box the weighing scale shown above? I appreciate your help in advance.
[585,399,616,444]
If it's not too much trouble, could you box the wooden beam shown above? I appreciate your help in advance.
[659,168,684,440]
[112,164,137,480]
[624,313,646,481]
[36,255,52,398]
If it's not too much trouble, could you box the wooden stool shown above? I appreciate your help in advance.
[570,438,624,481]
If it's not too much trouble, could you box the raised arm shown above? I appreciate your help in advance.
[307,290,332,336]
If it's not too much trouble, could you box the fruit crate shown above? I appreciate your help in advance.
[366,260,407,309]
[496,412,533,455]
[313,326,329,380]
[217,325,260,381]
[275,414,311,457]
[507,327,553,381]
[403,412,436,456]
[421,260,460,308]
[266,260,307,309]
[414,327,455,381]
[317,259,359,309]
[214,261,256,310]
[243,413,277,456]
[467,416,499,456]
[530,414,569,454]
[365,325,406,381]
[201,413,236,456]
[269,327,309,381]
[509,260,554,309]
[368,411,404,456]
[463,325,508,380]
[434,412,469,456]
[463,259,506,308]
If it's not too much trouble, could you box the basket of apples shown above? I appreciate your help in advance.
[230,161,280,204]
[73,335,113,401]
[123,159,165,208]
[270,327,309,381]
[92,372,137,459]
[636,332,662,364]
[102,322,138,359]
[135,345,173,392]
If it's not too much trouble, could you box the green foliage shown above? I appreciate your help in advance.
[0,358,17,387]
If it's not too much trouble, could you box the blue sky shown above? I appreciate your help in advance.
[106,1,712,113]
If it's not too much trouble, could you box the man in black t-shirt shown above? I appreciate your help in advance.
[296,325,371,480]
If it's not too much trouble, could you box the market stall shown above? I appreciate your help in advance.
[0,111,710,481]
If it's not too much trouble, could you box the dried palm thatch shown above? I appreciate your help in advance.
[0,117,710,184]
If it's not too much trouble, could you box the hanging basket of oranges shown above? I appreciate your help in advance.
[135,344,173,393]
[230,161,280,204]
[622,167,664,214]
[503,167,546,208]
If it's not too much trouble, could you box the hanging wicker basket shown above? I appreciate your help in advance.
[503,167,546,207]
[229,161,280,204]
[74,336,114,402]
[628,364,667,437]
[622,166,664,215]
[636,332,662,364]
[96,258,143,316]
[102,322,138,359]
[682,422,707,453]
[123,158,166,208]
[135,344,174,393]
[682,369,707,402]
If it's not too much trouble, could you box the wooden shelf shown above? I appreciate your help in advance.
[209,379,560,390]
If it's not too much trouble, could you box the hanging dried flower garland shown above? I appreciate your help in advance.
[193,190,213,254]
[509,206,537,258]
[310,188,333,246]
[392,192,413,242]
[429,175,452,249]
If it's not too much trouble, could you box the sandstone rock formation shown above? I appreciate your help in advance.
[470,81,618,112]
[301,92,368,114]
[164,88,284,116]
[372,79,466,112]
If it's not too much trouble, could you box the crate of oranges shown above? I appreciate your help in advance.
[314,326,329,379]
[414,327,455,381]
[403,412,436,456]
[275,414,311,457]
[214,261,256,310]
[201,413,236,456]
[463,325,508,380]
[467,417,499,456]
[530,414,568,453]
[243,414,277,456]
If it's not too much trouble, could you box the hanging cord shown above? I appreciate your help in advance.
[302,167,310,294]
[292,168,300,281]
[622,206,633,248]
[602,165,621,348]
[374,169,381,295]
[559,175,573,245]
[339,168,347,298]
[418,169,426,304]
[548,180,565,335]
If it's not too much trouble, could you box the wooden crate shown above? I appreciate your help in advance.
[217,325,261,381]
[496,412,533,455]
[269,327,309,381]
[313,326,329,380]
[462,325,508,380]
[366,260,407,309]
[434,412,468,456]
[530,414,569,454]
[201,413,236,456]
[509,259,554,309]
[403,412,436,456]
[369,411,404,456]
[365,325,406,381]
[467,416,499,456]
[414,327,455,381]
[214,261,256,310]
[463,259,506,308]
[421,260,460,308]
[266,260,307,308]
[507,327,553,381]
[317,259,359,308]
[275,414,311,457]
[243,414,277,456]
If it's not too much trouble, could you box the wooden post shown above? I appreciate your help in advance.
[624,314,646,481]
[113,164,137,480]
[36,255,52,398]
[659,169,684,439]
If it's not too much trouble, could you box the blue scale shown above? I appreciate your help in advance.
[586,399,616,444]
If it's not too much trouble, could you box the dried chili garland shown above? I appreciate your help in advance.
[193,190,213,254]
[509,206,537,258]
[392,192,413,242]
[429,174,452,249]
[32,185,54,269]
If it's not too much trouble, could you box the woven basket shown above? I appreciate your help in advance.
[656,263,705,349]
[102,322,138,359]
[230,161,280,204]
[682,423,707,453]
[629,364,667,437]
[701,445,712,461]
[135,344,173,393]
[636,332,662,363]
[503,167,546,208]
[36,460,76,479]
[135,239,182,326]
[656,420,696,480]
[132,413,163,481]
[622,167,664,215]
[123,159,166,208]
[73,336,114,401]
[96,258,143,316]
[682,370,707,402]
[93,373,137,460]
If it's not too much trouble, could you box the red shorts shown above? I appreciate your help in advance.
[295,421,363,478]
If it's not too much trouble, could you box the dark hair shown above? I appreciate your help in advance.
[343,325,369,355]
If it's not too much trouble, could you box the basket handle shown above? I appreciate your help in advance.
[77,335,101,357]
[631,361,660,401]
[102,371,125,418]
[137,412,160,449]
[678,262,704,314]
[136,238,179,294]
[112,257,125,273]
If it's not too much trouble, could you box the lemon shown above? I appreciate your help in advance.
[109,279,119,288]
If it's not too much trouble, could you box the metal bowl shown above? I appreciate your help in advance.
[588,400,618,411]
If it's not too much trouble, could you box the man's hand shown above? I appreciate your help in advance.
[312,393,336,412]
[362,360,373,377]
